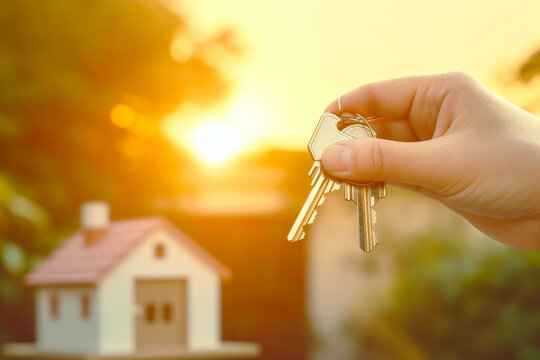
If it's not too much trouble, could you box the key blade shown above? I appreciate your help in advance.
[308,162,319,178]
[288,175,328,241]
[371,181,387,202]
[288,174,341,242]
[306,209,317,226]
[357,186,379,253]
[310,163,323,187]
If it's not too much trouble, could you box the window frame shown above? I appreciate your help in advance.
[81,293,90,319]
[145,303,156,323]
[154,243,166,259]
[163,302,172,323]
[50,293,59,320]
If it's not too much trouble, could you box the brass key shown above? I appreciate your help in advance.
[287,112,386,252]
[287,112,349,242]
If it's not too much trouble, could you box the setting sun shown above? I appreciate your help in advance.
[163,91,267,166]
[188,120,244,165]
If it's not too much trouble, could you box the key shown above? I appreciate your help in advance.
[341,125,387,252]
[287,112,352,242]
[343,181,386,251]
[287,112,386,253]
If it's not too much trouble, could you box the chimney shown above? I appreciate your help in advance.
[81,202,109,246]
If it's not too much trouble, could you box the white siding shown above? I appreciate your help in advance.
[36,287,98,353]
[97,229,221,353]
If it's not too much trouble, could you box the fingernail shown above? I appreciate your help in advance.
[322,145,351,172]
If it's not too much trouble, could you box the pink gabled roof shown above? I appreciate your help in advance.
[26,216,231,286]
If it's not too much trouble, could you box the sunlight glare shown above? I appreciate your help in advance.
[163,91,268,164]
[188,120,243,165]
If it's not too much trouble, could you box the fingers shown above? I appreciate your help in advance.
[325,75,426,118]
[325,73,459,141]
[321,138,444,191]
[387,182,440,200]
[369,117,419,142]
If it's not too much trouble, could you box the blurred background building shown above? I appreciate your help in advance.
[1,1,540,359]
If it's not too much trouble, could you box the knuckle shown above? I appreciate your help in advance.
[370,140,385,176]
[445,71,476,87]
[350,139,385,178]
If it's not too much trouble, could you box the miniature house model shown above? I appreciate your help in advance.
[25,202,232,354]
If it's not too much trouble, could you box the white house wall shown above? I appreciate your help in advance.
[97,229,221,353]
[36,287,98,353]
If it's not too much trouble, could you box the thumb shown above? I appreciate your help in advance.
[321,138,444,190]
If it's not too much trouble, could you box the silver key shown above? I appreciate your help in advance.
[343,181,386,251]
[341,125,387,252]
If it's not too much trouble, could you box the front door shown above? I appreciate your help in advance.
[135,279,187,349]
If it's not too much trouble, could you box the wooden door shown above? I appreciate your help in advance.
[135,279,187,349]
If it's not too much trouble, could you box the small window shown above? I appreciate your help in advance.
[81,294,90,319]
[50,293,59,320]
[145,303,155,323]
[163,303,172,323]
[154,243,165,259]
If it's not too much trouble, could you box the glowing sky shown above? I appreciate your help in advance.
[176,0,540,151]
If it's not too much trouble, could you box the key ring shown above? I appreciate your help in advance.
[338,95,377,137]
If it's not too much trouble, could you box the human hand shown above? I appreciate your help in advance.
[321,72,540,250]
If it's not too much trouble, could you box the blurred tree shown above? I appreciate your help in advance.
[0,0,239,343]
[344,232,540,360]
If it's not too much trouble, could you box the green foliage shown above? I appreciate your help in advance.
[0,0,237,342]
[345,231,540,360]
